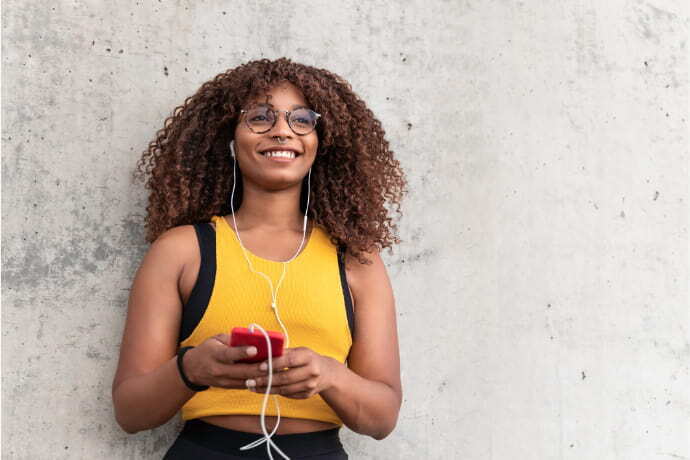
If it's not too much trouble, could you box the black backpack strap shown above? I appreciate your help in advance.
[337,245,356,340]
[179,222,216,344]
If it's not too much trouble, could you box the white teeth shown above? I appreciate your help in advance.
[264,150,296,159]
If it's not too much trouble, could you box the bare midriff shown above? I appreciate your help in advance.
[200,414,339,434]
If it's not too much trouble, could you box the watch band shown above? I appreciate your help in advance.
[176,346,210,392]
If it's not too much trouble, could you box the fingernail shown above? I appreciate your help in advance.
[247,346,257,356]
[259,362,268,371]
[245,379,256,388]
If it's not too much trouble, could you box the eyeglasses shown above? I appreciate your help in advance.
[240,106,321,136]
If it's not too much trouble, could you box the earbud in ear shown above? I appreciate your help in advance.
[229,139,236,157]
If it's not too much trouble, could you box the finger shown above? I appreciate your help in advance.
[212,377,248,389]
[215,344,259,365]
[288,391,313,399]
[211,333,231,345]
[252,366,313,388]
[207,334,259,364]
[250,380,318,398]
[211,361,263,380]
[263,347,310,371]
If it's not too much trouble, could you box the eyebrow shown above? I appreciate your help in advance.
[253,102,309,110]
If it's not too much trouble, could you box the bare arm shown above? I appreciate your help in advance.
[111,226,261,433]
[320,250,402,439]
[111,226,195,433]
[251,249,402,439]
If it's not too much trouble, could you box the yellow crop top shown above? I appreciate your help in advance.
[178,215,355,425]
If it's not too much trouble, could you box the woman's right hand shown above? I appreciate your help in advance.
[181,333,262,389]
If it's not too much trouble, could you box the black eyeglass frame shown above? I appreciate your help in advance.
[239,107,322,136]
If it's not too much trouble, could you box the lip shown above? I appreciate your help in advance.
[258,148,300,163]
[264,155,297,163]
[258,146,302,155]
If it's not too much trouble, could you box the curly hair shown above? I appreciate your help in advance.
[135,57,407,265]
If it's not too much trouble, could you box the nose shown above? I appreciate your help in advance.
[268,111,293,138]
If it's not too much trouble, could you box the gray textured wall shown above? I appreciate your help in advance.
[2,1,688,459]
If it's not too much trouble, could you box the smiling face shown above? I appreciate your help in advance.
[233,81,319,191]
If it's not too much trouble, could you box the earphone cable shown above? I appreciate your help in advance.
[228,139,312,459]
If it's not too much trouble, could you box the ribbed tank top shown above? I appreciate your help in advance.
[178,215,355,425]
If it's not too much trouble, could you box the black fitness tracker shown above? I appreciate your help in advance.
[177,346,210,392]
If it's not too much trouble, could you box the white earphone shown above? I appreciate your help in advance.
[227,138,312,460]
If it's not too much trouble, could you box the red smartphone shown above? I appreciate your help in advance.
[229,327,285,364]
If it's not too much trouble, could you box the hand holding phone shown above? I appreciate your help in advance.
[229,327,285,364]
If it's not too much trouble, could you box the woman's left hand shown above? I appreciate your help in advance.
[247,347,339,399]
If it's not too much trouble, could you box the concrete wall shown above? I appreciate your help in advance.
[2,1,687,458]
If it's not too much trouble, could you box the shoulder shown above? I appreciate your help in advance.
[343,247,386,274]
[151,224,198,252]
[343,248,393,308]
[143,224,201,273]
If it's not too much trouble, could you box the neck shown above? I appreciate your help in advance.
[231,179,307,232]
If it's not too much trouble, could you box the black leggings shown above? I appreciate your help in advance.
[163,419,348,459]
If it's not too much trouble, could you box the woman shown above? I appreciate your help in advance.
[112,58,407,459]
